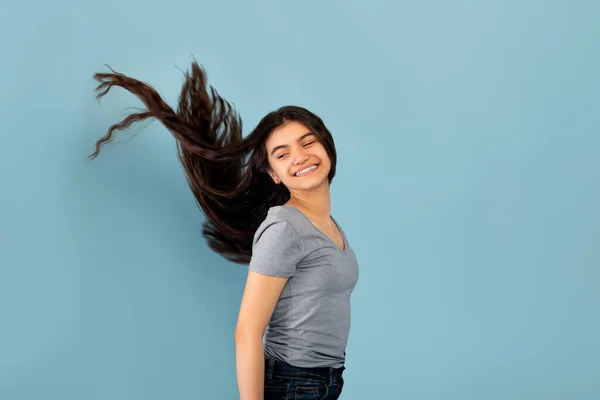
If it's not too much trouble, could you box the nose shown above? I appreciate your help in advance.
[293,152,309,166]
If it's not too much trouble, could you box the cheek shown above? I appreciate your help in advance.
[319,151,333,174]
[317,148,331,165]
[271,161,289,178]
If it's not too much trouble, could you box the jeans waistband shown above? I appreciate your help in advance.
[265,358,345,386]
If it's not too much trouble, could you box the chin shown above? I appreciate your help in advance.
[290,176,329,191]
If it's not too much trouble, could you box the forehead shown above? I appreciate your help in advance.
[266,120,312,148]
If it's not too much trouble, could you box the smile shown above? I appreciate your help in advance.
[294,164,318,177]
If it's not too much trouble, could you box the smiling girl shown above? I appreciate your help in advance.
[89,60,359,400]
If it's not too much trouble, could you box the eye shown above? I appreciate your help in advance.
[303,141,315,147]
[277,153,288,159]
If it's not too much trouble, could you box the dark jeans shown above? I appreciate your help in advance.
[264,358,345,399]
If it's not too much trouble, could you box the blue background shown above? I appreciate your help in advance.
[1,0,598,399]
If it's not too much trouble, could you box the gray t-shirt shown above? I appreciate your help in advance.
[249,205,359,368]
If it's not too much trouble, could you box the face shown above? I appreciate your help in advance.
[265,120,331,192]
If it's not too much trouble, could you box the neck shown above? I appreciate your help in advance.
[286,182,331,221]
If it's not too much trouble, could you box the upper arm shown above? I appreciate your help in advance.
[235,271,288,336]
[236,218,304,336]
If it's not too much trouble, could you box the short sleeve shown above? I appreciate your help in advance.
[249,218,303,277]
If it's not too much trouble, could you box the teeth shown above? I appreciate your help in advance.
[295,165,317,176]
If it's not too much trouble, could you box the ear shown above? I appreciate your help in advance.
[267,169,280,184]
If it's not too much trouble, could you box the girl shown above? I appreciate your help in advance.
[89,61,359,399]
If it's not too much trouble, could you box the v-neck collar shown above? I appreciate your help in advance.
[277,205,348,253]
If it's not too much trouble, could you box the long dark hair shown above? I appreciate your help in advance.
[89,60,337,264]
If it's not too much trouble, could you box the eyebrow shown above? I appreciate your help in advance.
[270,132,316,156]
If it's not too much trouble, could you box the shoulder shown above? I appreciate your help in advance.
[252,206,302,248]
[249,206,305,276]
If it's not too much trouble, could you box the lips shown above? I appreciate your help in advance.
[293,164,319,177]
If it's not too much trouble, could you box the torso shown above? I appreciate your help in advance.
[249,205,359,368]
[284,202,345,251]
[313,221,345,251]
